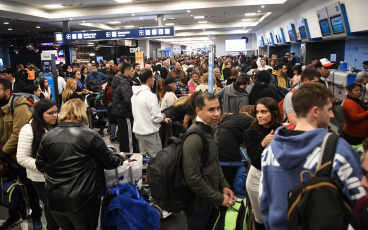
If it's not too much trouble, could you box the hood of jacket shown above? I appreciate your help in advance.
[224,83,249,97]
[132,85,150,95]
[250,83,269,96]
[270,127,328,170]
[111,75,130,89]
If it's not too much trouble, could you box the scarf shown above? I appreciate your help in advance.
[348,95,367,111]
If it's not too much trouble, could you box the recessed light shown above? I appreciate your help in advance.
[8,28,12,30]
[242,19,253,21]
[69,18,73,20]
[257,10,261,12]
[163,19,166,21]
[36,26,41,28]
[125,25,134,28]
[261,5,265,8]
[167,18,175,20]
[115,0,132,2]
[198,21,207,24]
[44,4,64,9]
[4,22,9,25]
[245,13,257,16]
[190,15,193,17]
[187,10,190,13]
[108,21,121,24]
[140,17,143,19]
[131,14,135,16]
[155,19,158,21]
[194,16,205,19]
[165,23,174,26]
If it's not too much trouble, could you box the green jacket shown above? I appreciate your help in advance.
[182,121,230,210]
[0,95,32,162]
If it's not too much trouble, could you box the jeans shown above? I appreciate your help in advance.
[32,182,59,230]
[184,206,213,230]
[108,123,117,138]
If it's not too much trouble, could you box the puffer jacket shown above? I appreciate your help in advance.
[111,74,133,118]
[17,123,46,182]
[0,95,32,162]
[36,122,124,213]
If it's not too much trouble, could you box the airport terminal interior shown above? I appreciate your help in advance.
[0,0,368,229]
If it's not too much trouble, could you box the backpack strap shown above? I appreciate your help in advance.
[182,128,210,167]
[10,95,20,117]
[315,133,339,177]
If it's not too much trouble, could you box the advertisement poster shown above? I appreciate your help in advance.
[41,53,56,103]
[135,51,144,67]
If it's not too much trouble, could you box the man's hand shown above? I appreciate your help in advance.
[119,152,126,160]
[223,187,237,204]
[164,118,172,124]
[222,194,232,207]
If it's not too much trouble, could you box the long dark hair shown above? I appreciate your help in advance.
[39,78,47,92]
[251,97,282,135]
[31,99,58,158]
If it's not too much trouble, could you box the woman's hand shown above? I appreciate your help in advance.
[261,130,274,147]
[119,152,126,160]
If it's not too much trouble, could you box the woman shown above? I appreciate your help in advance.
[214,67,224,89]
[105,75,117,142]
[342,83,368,145]
[291,65,302,87]
[227,67,239,85]
[39,78,52,100]
[188,71,201,93]
[35,99,125,230]
[200,62,208,76]
[156,78,165,106]
[269,59,276,70]
[244,97,282,230]
[62,78,80,104]
[163,91,200,128]
[195,73,219,93]
[161,77,178,111]
[223,61,232,82]
[81,66,88,83]
[17,99,59,230]
[66,65,73,78]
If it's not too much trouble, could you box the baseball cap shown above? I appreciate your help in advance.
[164,77,177,85]
[319,58,335,67]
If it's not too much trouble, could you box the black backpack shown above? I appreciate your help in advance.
[287,133,352,230]
[147,129,209,213]
[94,90,109,110]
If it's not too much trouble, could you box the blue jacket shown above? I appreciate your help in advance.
[85,71,108,86]
[259,127,366,230]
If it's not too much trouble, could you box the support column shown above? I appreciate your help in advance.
[62,21,72,66]
[157,15,164,27]
[146,40,150,59]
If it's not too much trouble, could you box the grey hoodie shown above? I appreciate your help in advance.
[216,83,249,113]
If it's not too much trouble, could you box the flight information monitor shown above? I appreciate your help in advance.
[299,26,307,39]
[330,15,345,34]
[319,19,331,36]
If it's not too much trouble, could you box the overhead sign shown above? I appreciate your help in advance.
[55,27,174,42]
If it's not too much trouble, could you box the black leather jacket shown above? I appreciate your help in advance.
[36,122,123,213]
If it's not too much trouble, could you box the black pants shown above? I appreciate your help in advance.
[17,166,42,219]
[51,196,100,230]
[342,132,364,145]
[116,117,139,153]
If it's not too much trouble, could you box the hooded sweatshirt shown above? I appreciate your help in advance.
[259,127,365,230]
[216,83,249,113]
[249,83,275,105]
[131,85,164,135]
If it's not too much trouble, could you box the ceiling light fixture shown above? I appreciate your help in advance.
[36,26,41,28]
[261,5,265,8]
[242,19,253,21]
[8,28,12,30]
[165,23,174,26]
[108,21,121,24]
[187,10,190,13]
[257,10,261,12]
[198,21,207,24]
[69,18,73,20]
[140,17,143,19]
[194,16,205,19]
[4,22,9,25]
[190,15,193,17]
[244,13,257,16]
[44,4,64,9]
[131,14,135,16]
[115,0,132,2]
[155,19,157,21]
[82,21,86,23]
[125,25,134,28]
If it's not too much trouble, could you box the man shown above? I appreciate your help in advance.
[356,71,368,102]
[272,62,290,88]
[283,68,320,125]
[133,63,141,78]
[257,58,273,71]
[111,64,139,153]
[168,62,186,80]
[24,63,36,86]
[1,69,26,93]
[216,74,250,113]
[0,78,43,230]
[87,63,93,73]
[131,70,170,158]
[280,53,290,64]
[316,58,334,88]
[221,55,232,81]
[85,64,108,87]
[109,60,119,73]
[306,57,319,68]
[182,93,236,229]
[103,63,116,76]
[25,85,41,106]
[259,83,365,230]
[160,60,170,79]
[56,68,66,104]
[363,60,368,72]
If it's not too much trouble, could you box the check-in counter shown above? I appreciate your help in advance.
[330,71,357,101]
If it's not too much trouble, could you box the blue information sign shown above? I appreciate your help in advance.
[41,53,56,103]
[56,27,175,42]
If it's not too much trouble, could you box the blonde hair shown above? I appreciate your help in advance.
[240,105,256,118]
[62,78,76,104]
[201,73,217,85]
[59,98,88,125]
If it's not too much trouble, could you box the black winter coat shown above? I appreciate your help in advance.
[249,83,276,105]
[111,74,133,118]
[36,122,123,213]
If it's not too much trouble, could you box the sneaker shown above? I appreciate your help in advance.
[110,136,118,142]
[0,217,22,230]
[32,218,43,230]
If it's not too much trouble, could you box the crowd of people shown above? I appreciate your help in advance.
[0,53,367,230]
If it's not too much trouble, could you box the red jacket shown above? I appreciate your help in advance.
[342,99,368,137]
